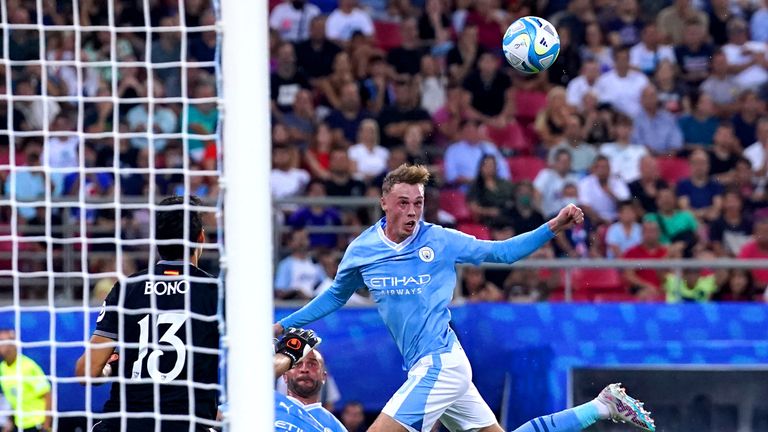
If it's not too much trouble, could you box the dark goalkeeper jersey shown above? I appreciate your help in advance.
[94,261,220,423]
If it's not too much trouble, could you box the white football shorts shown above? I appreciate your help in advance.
[382,342,497,432]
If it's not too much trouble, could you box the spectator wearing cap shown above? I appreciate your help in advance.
[599,113,648,183]
[738,218,768,287]
[676,149,724,223]
[731,90,763,149]
[722,18,768,91]
[629,24,676,77]
[269,0,321,43]
[547,113,597,175]
[377,77,432,148]
[462,52,510,118]
[673,20,713,91]
[744,117,768,176]
[631,84,683,155]
[566,59,601,107]
[678,93,719,149]
[295,16,342,82]
[271,145,311,199]
[270,42,311,115]
[656,0,708,45]
[578,155,630,224]
[387,18,426,76]
[595,47,649,118]
[325,81,371,146]
[444,119,509,187]
[533,149,580,218]
[700,50,741,116]
[325,0,374,44]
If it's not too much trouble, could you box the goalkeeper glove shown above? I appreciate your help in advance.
[275,327,321,368]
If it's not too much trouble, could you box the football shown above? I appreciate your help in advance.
[502,16,561,74]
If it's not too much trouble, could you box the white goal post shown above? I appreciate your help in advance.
[220,1,273,431]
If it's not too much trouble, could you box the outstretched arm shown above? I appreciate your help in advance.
[452,204,585,264]
[274,255,363,337]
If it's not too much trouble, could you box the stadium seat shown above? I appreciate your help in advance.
[656,156,691,185]
[373,21,402,51]
[485,122,532,155]
[456,222,491,240]
[572,268,624,292]
[512,89,547,126]
[507,156,547,181]
[439,189,472,223]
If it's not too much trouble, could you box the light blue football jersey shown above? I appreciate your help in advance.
[288,396,348,432]
[280,219,554,370]
[274,392,328,432]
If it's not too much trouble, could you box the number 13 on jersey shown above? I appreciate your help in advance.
[132,312,188,382]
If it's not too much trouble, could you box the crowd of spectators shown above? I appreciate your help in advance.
[268,0,768,303]
[0,0,221,295]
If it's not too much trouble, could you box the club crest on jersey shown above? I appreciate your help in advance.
[418,246,435,262]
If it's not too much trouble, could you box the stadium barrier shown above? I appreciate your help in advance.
[5,303,768,430]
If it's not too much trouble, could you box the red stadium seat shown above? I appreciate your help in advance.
[593,292,637,302]
[439,189,472,223]
[507,156,547,181]
[656,157,691,185]
[373,21,402,51]
[456,222,491,240]
[512,89,547,125]
[572,268,624,292]
[485,122,532,155]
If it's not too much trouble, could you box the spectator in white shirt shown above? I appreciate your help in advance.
[744,117,768,176]
[325,0,375,44]
[629,23,676,76]
[271,145,311,199]
[125,84,178,151]
[269,0,321,42]
[566,59,601,107]
[578,155,631,224]
[274,229,326,299]
[43,115,79,196]
[600,113,649,183]
[595,47,649,118]
[348,119,390,183]
[722,18,768,91]
[700,49,742,115]
[605,200,642,258]
[533,149,581,217]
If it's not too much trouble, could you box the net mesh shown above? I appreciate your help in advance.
[0,0,226,430]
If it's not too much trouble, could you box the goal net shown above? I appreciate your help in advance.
[0,0,268,429]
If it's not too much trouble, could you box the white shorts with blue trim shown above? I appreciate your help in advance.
[382,343,497,432]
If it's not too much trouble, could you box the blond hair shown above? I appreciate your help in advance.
[381,164,430,195]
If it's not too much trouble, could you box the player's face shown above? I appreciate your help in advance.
[0,331,16,358]
[284,351,326,399]
[381,183,424,241]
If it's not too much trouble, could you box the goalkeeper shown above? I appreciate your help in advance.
[275,164,655,432]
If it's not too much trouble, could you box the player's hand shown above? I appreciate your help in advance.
[273,322,284,338]
[275,328,321,368]
[548,203,584,234]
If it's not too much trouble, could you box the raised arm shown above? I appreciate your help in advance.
[451,204,584,264]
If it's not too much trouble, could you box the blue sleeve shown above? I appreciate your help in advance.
[279,249,363,329]
[445,223,555,264]
[274,259,292,291]
[444,147,459,183]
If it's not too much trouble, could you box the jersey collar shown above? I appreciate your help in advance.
[377,218,420,252]
[286,395,322,409]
